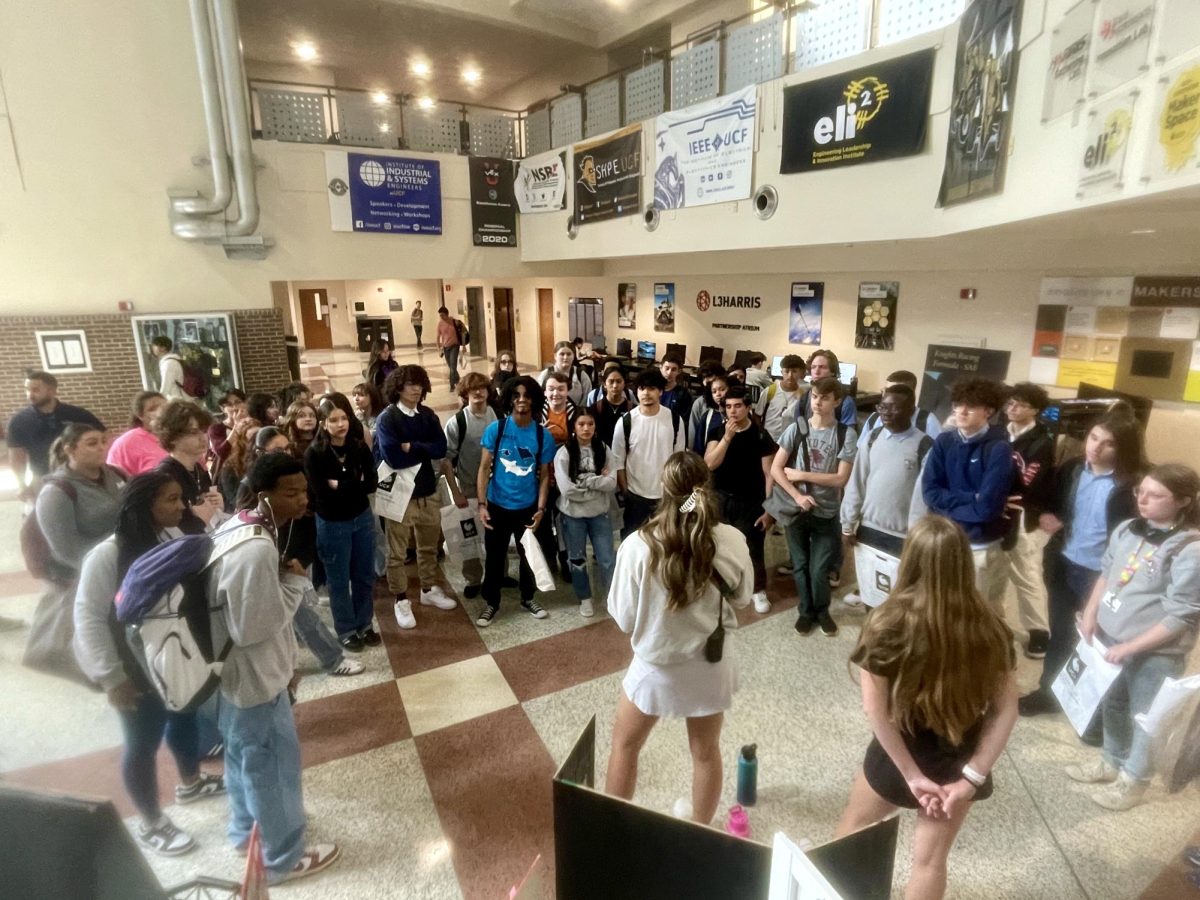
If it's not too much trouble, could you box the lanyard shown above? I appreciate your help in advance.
[1114,540,1157,592]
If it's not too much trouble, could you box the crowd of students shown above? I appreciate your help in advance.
[7,336,1200,896]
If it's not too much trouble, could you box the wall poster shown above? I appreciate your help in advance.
[1145,61,1200,183]
[1089,0,1157,97]
[654,86,756,208]
[34,330,92,375]
[938,0,1023,206]
[131,314,240,411]
[779,48,936,173]
[468,156,517,247]
[789,282,824,345]
[856,282,898,350]
[514,149,568,214]
[1157,0,1200,65]
[1042,1,1094,121]
[325,151,442,235]
[618,283,637,329]
[1077,93,1137,196]
[919,345,1012,423]
[653,282,675,333]
[572,125,642,224]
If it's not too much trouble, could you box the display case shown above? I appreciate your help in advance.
[131,313,240,409]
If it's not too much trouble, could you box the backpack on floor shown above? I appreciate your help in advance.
[20,477,77,585]
[116,522,273,712]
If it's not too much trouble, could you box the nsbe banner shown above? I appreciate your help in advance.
[325,151,442,235]
[653,86,756,209]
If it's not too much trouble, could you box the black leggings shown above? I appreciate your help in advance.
[482,502,538,608]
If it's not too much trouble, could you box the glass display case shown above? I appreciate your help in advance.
[131,313,241,410]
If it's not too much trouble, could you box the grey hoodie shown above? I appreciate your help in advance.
[554,443,617,519]
[36,464,126,575]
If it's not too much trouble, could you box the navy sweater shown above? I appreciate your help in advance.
[922,425,1014,546]
[374,403,448,499]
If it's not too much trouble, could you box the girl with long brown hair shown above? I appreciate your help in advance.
[835,514,1018,900]
[279,399,319,459]
[605,451,752,825]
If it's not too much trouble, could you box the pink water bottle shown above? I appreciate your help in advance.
[726,804,750,838]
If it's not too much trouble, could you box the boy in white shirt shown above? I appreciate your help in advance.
[755,354,807,441]
[610,368,685,538]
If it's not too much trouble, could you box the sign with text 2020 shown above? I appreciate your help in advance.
[780,48,934,174]
[325,151,442,235]
[653,86,756,209]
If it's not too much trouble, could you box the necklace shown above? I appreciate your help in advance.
[330,443,348,472]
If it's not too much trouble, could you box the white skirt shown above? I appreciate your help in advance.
[622,653,738,719]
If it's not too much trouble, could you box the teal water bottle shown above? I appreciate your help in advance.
[737,744,758,806]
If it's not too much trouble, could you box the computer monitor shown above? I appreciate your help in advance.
[771,355,785,377]
[731,349,757,370]
[636,340,657,360]
[590,333,607,352]
[839,362,857,386]
[665,342,686,363]
[615,338,632,357]
[699,345,724,366]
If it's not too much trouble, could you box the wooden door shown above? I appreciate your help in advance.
[297,288,333,350]
[466,286,487,359]
[493,288,515,358]
[537,288,555,367]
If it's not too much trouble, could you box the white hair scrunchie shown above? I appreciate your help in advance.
[678,489,700,514]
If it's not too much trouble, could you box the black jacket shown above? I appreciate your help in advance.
[304,439,378,521]
[1010,424,1055,532]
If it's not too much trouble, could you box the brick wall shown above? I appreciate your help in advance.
[0,309,290,435]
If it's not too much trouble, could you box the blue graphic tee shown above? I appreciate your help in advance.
[481,418,556,510]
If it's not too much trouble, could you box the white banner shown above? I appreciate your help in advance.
[1146,60,1200,183]
[653,86,756,209]
[514,149,567,214]
[1043,1,1094,120]
[1039,275,1135,307]
[1077,93,1137,195]
[1157,0,1200,65]
[1089,0,1157,96]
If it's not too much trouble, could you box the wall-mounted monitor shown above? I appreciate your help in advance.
[636,340,657,360]
[1115,337,1191,401]
[771,355,785,377]
[839,362,858,386]
[731,350,756,370]
[699,345,724,366]
[615,338,632,357]
[664,342,686,362]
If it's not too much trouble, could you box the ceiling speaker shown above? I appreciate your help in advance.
[753,184,779,220]
[643,204,660,232]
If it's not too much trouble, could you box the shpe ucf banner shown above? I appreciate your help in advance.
[514,149,567,214]
[780,48,935,173]
[653,86,756,208]
[468,157,517,247]
[325,151,442,235]
[572,125,642,224]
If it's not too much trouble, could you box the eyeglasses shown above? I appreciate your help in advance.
[875,403,904,413]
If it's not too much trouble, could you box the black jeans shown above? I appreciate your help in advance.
[1039,550,1101,694]
[482,502,538,608]
[719,492,766,592]
[621,492,658,539]
[118,690,200,822]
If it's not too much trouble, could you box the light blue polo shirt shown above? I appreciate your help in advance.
[1062,465,1116,571]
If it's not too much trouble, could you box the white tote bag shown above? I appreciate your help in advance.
[374,461,422,523]
[853,543,901,608]
[440,500,484,562]
[519,528,557,592]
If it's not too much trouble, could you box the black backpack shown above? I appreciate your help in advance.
[454,319,470,346]
[620,407,683,450]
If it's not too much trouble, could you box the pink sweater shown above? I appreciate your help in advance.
[106,427,167,476]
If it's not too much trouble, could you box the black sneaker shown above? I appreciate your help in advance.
[476,605,498,627]
[794,615,814,635]
[1025,629,1049,659]
[175,772,225,805]
[521,598,549,619]
[463,584,481,599]
[817,612,838,636]
[1017,690,1058,717]
[358,628,382,647]
[340,634,365,653]
[136,816,195,857]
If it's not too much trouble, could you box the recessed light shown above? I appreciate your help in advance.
[292,41,318,61]
[411,60,431,77]
[462,67,481,84]
[417,96,435,110]
[371,91,390,104]
[1130,228,1156,234]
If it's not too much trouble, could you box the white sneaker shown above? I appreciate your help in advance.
[1065,757,1119,784]
[330,658,365,676]
[672,797,693,820]
[420,585,457,610]
[393,598,417,629]
[776,564,794,576]
[842,592,864,607]
[580,598,595,618]
[751,592,770,614]
[1091,772,1148,811]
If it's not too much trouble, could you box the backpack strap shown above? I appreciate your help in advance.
[792,417,812,472]
[449,409,467,469]
[867,424,883,453]
[916,434,934,469]
[488,416,510,486]
[621,411,633,449]
[765,382,778,407]
[836,422,848,455]
[916,409,931,433]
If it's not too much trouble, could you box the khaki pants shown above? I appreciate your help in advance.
[1004,523,1050,634]
[972,544,1008,617]
[385,495,443,594]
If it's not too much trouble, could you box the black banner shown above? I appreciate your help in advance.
[780,49,935,173]
[938,0,1023,206]
[469,156,518,247]
[573,125,642,224]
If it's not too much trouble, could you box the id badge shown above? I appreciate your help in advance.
[1100,590,1121,613]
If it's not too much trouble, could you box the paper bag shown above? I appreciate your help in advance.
[441,500,484,562]
[374,461,421,523]
[519,528,557,592]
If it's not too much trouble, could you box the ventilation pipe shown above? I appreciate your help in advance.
[171,0,231,216]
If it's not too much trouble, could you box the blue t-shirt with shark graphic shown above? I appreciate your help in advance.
[481,417,557,510]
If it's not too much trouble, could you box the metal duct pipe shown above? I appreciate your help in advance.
[171,0,231,216]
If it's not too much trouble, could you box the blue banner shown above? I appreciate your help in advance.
[325,151,442,235]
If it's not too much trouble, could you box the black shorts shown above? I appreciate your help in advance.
[862,732,994,810]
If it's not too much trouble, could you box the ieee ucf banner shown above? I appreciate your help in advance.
[653,86,756,208]
[325,151,442,235]
[468,157,517,247]
[780,48,935,173]
[514,149,567,214]
[573,125,642,224]
[938,0,1022,207]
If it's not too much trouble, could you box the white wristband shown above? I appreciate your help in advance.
[962,764,987,788]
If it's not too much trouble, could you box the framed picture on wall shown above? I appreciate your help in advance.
[35,329,93,374]
[618,283,637,329]
[130,313,240,410]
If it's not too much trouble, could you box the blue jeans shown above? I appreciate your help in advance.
[444,345,460,389]
[219,691,306,881]
[785,513,840,618]
[316,507,377,639]
[1102,650,1182,782]
[292,593,343,671]
[117,690,199,822]
[560,512,615,601]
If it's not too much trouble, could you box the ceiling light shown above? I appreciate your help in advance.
[411,60,431,77]
[292,41,318,61]
[1130,228,1156,234]
[378,123,391,133]
[371,91,390,105]
[462,67,481,84]
[417,96,435,110]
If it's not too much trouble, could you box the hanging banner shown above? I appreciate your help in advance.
[856,282,898,351]
[1042,1,1094,121]
[1158,0,1200,65]
[780,48,935,173]
[1089,0,1157,97]
[1040,275,1135,307]
[938,0,1023,207]
[1131,276,1200,307]
[919,345,1012,423]
[652,86,756,208]
[653,282,675,333]
[789,282,824,345]
[573,125,642,224]
[468,157,517,247]
[1146,61,1200,183]
[1077,93,1137,196]
[325,151,441,235]
[514,149,567,214]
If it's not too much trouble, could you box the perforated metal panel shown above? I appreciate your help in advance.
[624,60,665,124]
[258,89,328,143]
[585,78,621,138]
[526,106,552,155]
[724,11,785,93]
[335,92,400,149]
[403,103,463,154]
[793,0,870,71]
[551,93,583,148]
[671,41,721,109]
[466,110,518,158]
[878,0,966,46]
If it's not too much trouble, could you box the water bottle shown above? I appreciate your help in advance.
[737,743,758,807]
[726,804,750,838]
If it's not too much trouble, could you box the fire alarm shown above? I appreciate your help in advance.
[117,300,134,311]
[960,288,977,300]
[444,284,452,292]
